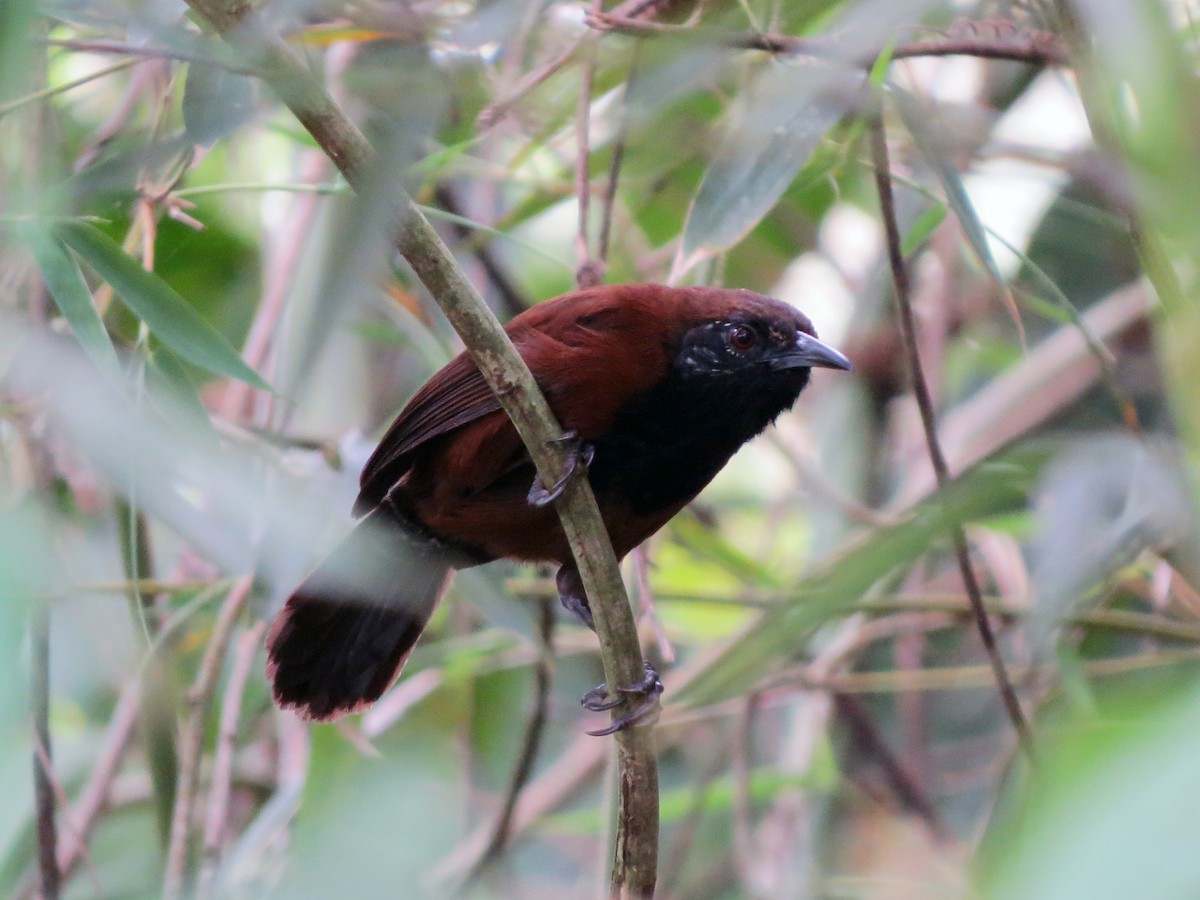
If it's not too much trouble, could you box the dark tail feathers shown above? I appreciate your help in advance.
[266,509,452,721]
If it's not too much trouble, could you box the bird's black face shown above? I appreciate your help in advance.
[588,304,850,519]
[674,316,851,379]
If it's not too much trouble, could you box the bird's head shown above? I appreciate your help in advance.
[673,290,851,381]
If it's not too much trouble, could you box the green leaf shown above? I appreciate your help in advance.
[671,511,782,587]
[988,225,1118,370]
[892,88,995,274]
[20,223,120,373]
[980,678,1200,899]
[869,38,897,87]
[0,508,51,880]
[145,348,220,450]
[54,221,270,391]
[892,87,1024,337]
[678,63,863,274]
[183,62,257,147]
[901,201,946,256]
[418,205,572,271]
[407,136,483,178]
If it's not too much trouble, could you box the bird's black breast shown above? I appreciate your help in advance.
[586,366,809,516]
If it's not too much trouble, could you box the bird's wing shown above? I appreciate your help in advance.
[355,296,593,513]
[355,352,501,515]
[354,287,680,516]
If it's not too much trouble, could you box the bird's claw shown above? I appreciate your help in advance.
[581,660,664,735]
[580,684,624,712]
[587,700,661,736]
[527,430,595,508]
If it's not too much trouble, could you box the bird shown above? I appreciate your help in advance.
[266,283,851,727]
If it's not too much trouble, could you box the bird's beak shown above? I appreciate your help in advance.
[767,331,852,371]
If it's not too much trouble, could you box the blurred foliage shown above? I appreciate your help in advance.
[2,0,1200,897]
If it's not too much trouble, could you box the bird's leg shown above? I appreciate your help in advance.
[555,564,594,630]
[527,429,596,508]
[557,565,664,734]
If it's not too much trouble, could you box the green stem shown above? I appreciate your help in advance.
[0,58,139,119]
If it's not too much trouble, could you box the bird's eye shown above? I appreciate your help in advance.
[727,325,758,352]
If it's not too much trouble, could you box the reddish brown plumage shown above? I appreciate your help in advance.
[267,283,850,720]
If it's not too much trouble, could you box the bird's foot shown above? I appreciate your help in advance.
[527,430,595,508]
[557,567,661,734]
[581,660,663,736]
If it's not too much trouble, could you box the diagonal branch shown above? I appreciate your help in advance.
[476,598,556,873]
[176,1,658,893]
[196,620,266,899]
[163,576,254,900]
[868,111,1036,763]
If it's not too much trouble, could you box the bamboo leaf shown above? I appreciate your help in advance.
[677,63,863,276]
[21,223,120,374]
[54,221,270,391]
[980,679,1200,899]
[892,86,1025,341]
[145,348,221,450]
[183,62,257,146]
[901,201,947,256]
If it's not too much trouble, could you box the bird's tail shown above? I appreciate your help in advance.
[266,507,453,721]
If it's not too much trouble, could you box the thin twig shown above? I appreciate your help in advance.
[729,697,757,891]
[14,679,137,899]
[54,680,140,886]
[31,604,60,900]
[790,646,1200,694]
[431,734,611,889]
[632,546,674,663]
[766,431,899,527]
[219,150,331,423]
[34,578,221,599]
[868,113,1036,762]
[478,42,582,132]
[476,0,670,130]
[587,15,1069,67]
[656,746,729,897]
[197,621,266,899]
[597,43,640,269]
[0,58,141,119]
[833,693,943,836]
[894,282,1150,506]
[574,0,605,289]
[433,184,528,319]
[476,598,556,872]
[162,576,254,900]
[178,0,659,892]
[40,38,253,72]
[508,577,1200,643]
